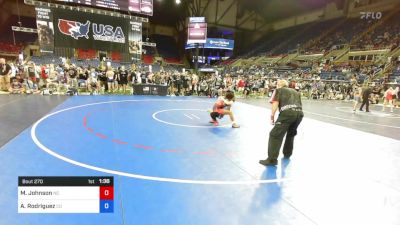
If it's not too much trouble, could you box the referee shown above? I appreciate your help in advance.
[359,85,371,112]
[259,79,304,166]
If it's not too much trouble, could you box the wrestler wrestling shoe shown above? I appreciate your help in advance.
[259,159,278,166]
[232,123,240,128]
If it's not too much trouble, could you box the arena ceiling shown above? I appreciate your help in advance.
[150,0,344,27]
[3,0,344,28]
[151,0,187,25]
[239,0,343,21]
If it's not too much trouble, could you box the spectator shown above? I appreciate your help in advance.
[77,67,89,91]
[0,58,12,91]
[191,73,199,95]
[198,80,209,96]
[25,77,40,94]
[8,77,24,94]
[26,62,38,85]
[106,67,115,93]
[87,68,99,95]
[117,66,129,93]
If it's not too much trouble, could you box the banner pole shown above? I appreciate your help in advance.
[12,30,16,45]
[202,43,205,65]
[195,43,199,71]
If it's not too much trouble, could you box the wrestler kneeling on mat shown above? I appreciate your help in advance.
[209,91,240,128]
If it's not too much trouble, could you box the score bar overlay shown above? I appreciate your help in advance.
[18,176,114,213]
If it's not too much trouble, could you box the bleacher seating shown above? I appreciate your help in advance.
[70,58,101,68]
[240,11,400,58]
[31,55,63,65]
[273,19,344,55]
[111,52,122,61]
[31,54,133,69]
[358,74,367,83]
[390,66,400,83]
[320,71,347,80]
[244,23,317,56]
[77,49,96,59]
[143,55,154,64]
[218,59,237,66]
[0,42,23,54]
[163,58,183,65]
[151,63,161,72]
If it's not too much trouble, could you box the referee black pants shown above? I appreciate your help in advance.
[267,110,303,161]
[359,98,369,112]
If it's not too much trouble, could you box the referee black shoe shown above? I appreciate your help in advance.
[259,159,278,166]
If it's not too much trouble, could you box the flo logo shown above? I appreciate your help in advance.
[360,12,382,19]
[58,19,90,40]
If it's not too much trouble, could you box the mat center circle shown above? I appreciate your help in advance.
[152,109,231,128]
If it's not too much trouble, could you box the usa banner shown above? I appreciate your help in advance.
[53,8,130,52]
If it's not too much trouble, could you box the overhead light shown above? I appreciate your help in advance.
[176,0,181,4]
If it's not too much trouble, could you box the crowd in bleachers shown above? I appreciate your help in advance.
[242,11,400,58]
[1,8,400,106]
[1,55,400,110]
[352,16,400,50]
[0,56,186,95]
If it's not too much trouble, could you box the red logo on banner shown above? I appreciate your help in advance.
[58,19,90,40]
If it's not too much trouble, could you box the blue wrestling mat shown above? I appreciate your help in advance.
[1,96,400,225]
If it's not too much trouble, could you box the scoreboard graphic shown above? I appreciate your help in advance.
[18,176,114,213]
[187,17,207,44]
[56,0,153,16]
